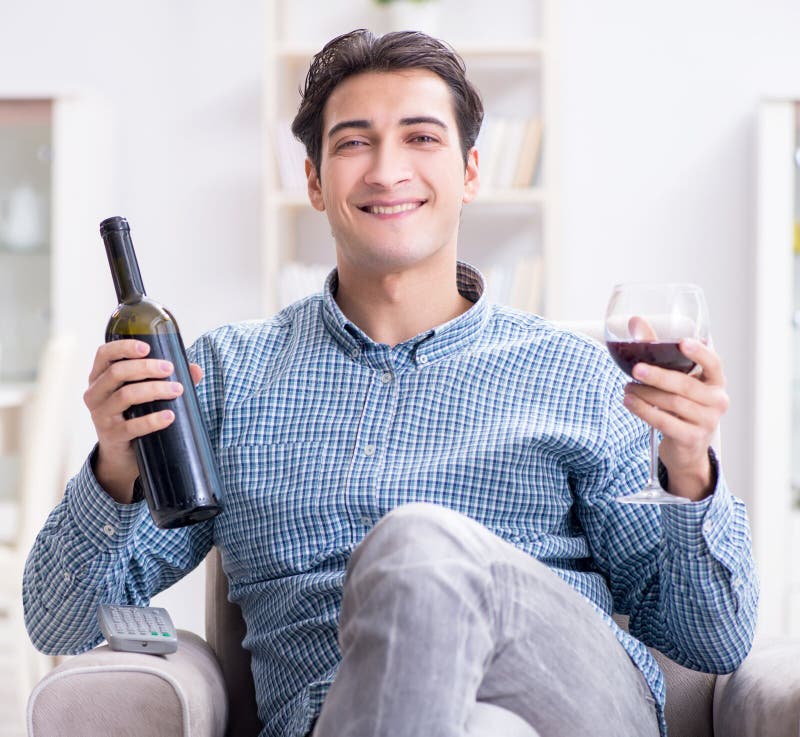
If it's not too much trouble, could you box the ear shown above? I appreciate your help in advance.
[305,158,325,212]
[462,147,480,204]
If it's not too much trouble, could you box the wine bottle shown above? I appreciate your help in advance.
[100,216,223,528]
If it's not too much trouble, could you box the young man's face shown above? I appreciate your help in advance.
[306,69,479,278]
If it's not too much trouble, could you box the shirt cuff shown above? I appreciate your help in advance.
[660,447,733,554]
[66,445,148,551]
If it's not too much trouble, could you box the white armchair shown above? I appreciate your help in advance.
[25,323,795,737]
[1,334,78,727]
[28,548,541,737]
[27,547,800,737]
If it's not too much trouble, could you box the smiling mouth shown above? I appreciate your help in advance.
[359,201,425,215]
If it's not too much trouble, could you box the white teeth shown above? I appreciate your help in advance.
[366,202,420,215]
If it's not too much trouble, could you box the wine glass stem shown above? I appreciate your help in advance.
[648,425,660,489]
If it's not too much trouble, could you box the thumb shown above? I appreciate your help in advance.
[188,363,204,386]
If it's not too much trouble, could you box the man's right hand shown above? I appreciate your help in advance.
[83,339,202,504]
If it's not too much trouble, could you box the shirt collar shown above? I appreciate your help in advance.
[320,261,490,368]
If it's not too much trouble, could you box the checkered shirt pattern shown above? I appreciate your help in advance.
[23,263,757,737]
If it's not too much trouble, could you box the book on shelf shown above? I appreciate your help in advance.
[273,119,308,193]
[512,118,544,189]
[508,254,544,313]
[277,261,334,309]
[485,255,543,313]
[475,115,543,191]
[493,117,528,190]
[474,116,505,191]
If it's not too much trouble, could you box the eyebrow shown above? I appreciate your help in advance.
[327,116,449,139]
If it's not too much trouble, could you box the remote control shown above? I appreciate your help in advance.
[97,603,178,655]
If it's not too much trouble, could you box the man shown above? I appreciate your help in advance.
[24,29,757,737]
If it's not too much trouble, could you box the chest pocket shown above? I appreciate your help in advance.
[215,442,328,582]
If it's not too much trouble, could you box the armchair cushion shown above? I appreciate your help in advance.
[713,637,800,737]
[29,554,800,737]
[27,630,227,737]
[649,646,714,737]
[613,614,716,737]
[206,547,262,737]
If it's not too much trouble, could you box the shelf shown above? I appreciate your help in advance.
[270,187,546,209]
[264,0,558,317]
[276,40,545,63]
[475,187,546,205]
[0,242,49,255]
[0,382,34,409]
[269,191,312,208]
[0,382,33,456]
[0,499,18,544]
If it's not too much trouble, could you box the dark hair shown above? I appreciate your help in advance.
[291,29,484,176]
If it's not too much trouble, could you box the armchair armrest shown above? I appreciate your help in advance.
[27,630,227,737]
[713,637,800,737]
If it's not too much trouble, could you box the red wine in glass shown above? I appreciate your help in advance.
[607,341,696,377]
[604,282,710,504]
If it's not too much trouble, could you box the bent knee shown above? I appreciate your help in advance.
[349,503,491,574]
[373,502,476,547]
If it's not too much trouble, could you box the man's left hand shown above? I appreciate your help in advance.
[622,339,729,502]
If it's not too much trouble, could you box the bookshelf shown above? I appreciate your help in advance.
[0,96,111,378]
[263,0,561,316]
[754,98,800,638]
[0,94,111,534]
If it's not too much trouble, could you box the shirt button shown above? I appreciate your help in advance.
[702,520,713,535]
[360,516,373,526]
[350,348,360,359]
[418,354,429,365]
[103,523,116,537]
[380,372,393,384]
[364,444,376,457]
[63,571,71,583]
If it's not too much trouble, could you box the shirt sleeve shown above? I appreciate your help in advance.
[23,333,221,656]
[572,348,759,674]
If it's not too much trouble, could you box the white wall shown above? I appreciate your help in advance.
[556,0,800,511]
[1,0,265,636]
[4,0,800,636]
[1,0,266,341]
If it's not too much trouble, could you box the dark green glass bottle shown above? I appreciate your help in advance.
[100,216,222,528]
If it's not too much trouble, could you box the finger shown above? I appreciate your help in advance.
[120,409,176,441]
[189,363,203,386]
[623,392,707,448]
[625,382,727,430]
[630,360,725,407]
[89,340,150,383]
[628,316,658,341]
[84,358,174,411]
[102,379,184,417]
[679,338,725,386]
[93,405,176,442]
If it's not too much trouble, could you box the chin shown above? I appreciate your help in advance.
[370,250,443,273]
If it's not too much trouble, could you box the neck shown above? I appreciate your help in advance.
[334,261,472,347]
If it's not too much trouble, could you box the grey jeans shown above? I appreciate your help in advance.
[313,503,659,737]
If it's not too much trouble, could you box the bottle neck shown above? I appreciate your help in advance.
[101,221,146,303]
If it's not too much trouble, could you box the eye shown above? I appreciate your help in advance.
[410,134,438,144]
[336,139,368,151]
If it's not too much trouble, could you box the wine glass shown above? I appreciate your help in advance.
[604,282,710,504]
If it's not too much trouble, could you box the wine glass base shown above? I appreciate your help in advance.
[617,490,692,505]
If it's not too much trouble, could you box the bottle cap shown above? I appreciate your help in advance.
[99,216,130,235]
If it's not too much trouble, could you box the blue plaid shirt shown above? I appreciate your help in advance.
[24,263,757,737]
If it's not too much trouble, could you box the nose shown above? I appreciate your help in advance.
[363,140,413,188]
